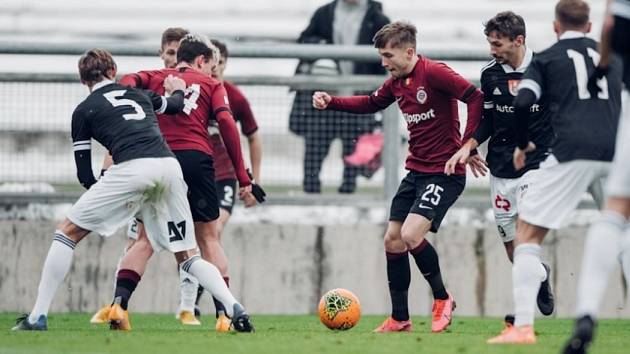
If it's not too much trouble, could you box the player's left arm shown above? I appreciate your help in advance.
[427,63,483,143]
[212,84,251,188]
[71,107,97,189]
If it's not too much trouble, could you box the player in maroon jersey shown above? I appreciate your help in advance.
[187,39,263,330]
[313,21,483,333]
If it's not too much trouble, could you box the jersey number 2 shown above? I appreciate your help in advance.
[567,48,609,100]
[103,90,147,120]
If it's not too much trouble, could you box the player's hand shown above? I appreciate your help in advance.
[587,66,608,97]
[513,142,536,171]
[444,146,471,175]
[467,154,488,178]
[164,74,186,94]
[312,91,332,110]
[241,190,257,208]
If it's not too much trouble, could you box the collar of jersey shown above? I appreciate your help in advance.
[501,46,533,74]
[92,79,115,91]
[558,30,587,40]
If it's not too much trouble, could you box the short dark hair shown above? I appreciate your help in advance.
[176,34,213,64]
[555,0,590,29]
[372,21,417,49]
[210,39,228,60]
[78,49,117,85]
[484,11,526,41]
[161,27,189,48]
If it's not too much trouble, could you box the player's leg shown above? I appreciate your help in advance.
[149,161,253,332]
[373,173,414,333]
[339,134,360,194]
[489,158,603,344]
[176,250,253,332]
[564,107,630,352]
[91,220,139,324]
[203,179,236,330]
[12,219,90,330]
[402,174,464,333]
[303,131,333,193]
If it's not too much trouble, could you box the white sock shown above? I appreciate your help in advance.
[621,226,630,290]
[513,243,546,327]
[29,231,76,323]
[181,256,238,317]
[576,212,625,317]
[178,267,199,313]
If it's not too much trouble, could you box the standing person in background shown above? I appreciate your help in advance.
[290,0,389,193]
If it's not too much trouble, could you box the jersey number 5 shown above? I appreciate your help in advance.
[103,90,147,120]
[567,48,609,100]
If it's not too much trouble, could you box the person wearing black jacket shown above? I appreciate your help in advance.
[290,0,389,193]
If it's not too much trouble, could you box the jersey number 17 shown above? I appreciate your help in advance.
[567,48,609,100]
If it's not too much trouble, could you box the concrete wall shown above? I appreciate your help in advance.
[1,217,629,318]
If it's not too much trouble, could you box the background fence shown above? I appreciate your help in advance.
[0,43,491,204]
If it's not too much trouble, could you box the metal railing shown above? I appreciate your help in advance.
[0,42,489,206]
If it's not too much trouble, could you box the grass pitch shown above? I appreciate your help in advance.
[1,313,629,354]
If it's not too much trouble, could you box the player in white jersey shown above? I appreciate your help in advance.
[487,0,623,344]
[563,0,630,353]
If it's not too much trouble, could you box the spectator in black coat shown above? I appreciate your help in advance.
[290,0,390,194]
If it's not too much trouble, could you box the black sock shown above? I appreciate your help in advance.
[114,269,141,310]
[386,251,411,321]
[409,239,448,300]
[195,286,205,306]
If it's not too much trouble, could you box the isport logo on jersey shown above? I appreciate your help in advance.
[403,109,436,124]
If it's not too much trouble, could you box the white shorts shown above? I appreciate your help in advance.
[607,90,630,198]
[489,173,534,243]
[519,154,609,229]
[67,157,196,253]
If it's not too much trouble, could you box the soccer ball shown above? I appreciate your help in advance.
[318,288,361,330]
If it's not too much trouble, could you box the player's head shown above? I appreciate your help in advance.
[210,39,228,81]
[78,49,117,90]
[484,11,526,65]
[554,0,591,36]
[159,27,189,68]
[372,21,418,78]
[177,34,219,75]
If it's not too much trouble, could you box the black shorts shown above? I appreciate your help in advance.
[389,171,465,233]
[174,150,219,222]
[216,178,237,214]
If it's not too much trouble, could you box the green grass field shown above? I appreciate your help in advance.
[1,314,629,354]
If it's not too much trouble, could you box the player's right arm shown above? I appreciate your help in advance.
[512,59,544,170]
[71,106,97,189]
[142,75,186,115]
[312,80,395,113]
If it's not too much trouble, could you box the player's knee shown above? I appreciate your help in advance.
[400,225,423,247]
[383,230,404,251]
